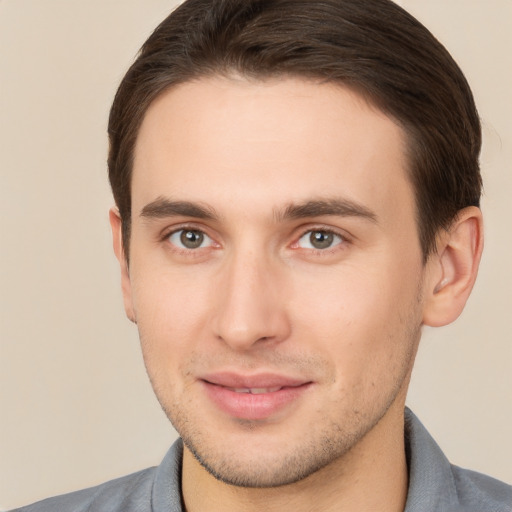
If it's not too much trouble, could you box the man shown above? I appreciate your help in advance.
[11,0,511,511]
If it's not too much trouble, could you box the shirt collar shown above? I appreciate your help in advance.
[151,408,461,512]
[404,407,459,511]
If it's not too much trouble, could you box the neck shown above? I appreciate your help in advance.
[181,403,409,512]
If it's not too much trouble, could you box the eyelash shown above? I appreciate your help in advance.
[160,225,349,255]
[160,225,218,256]
[292,227,348,254]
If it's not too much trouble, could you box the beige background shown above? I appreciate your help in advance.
[1,0,511,509]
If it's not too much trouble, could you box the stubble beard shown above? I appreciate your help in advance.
[149,335,419,488]
[180,412,383,488]
[141,295,423,489]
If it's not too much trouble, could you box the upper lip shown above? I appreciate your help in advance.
[201,372,311,389]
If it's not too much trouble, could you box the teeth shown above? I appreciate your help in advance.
[229,387,282,394]
[251,387,281,394]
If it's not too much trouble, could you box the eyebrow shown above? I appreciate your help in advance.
[139,196,377,224]
[140,197,218,220]
[276,198,378,223]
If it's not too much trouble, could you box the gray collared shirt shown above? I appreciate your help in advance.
[11,409,512,511]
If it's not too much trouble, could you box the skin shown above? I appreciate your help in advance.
[111,77,483,512]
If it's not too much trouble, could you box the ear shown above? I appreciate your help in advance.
[109,208,136,323]
[422,206,484,327]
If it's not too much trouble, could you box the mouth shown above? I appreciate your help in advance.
[200,373,313,420]
[223,386,283,394]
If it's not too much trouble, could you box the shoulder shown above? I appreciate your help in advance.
[9,467,157,512]
[9,440,184,512]
[450,465,512,512]
[404,408,511,512]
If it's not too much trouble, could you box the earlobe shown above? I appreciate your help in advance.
[109,208,137,324]
[422,206,484,327]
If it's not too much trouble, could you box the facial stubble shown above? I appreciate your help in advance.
[140,315,422,489]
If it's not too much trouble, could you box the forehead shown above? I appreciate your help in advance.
[132,76,414,224]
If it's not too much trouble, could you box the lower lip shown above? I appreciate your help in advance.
[201,381,312,421]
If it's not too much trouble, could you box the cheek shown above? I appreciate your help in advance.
[290,262,422,373]
[130,267,213,369]
[291,265,391,329]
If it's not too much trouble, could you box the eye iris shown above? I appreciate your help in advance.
[310,231,334,249]
[180,230,204,249]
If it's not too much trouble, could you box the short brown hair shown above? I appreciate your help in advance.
[108,0,481,261]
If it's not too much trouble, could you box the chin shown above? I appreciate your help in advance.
[177,412,372,489]
[185,437,337,488]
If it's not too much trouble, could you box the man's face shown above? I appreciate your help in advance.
[120,77,430,486]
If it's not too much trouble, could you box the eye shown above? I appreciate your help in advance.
[168,229,214,250]
[296,230,344,250]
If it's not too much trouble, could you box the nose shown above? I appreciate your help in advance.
[211,249,291,351]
